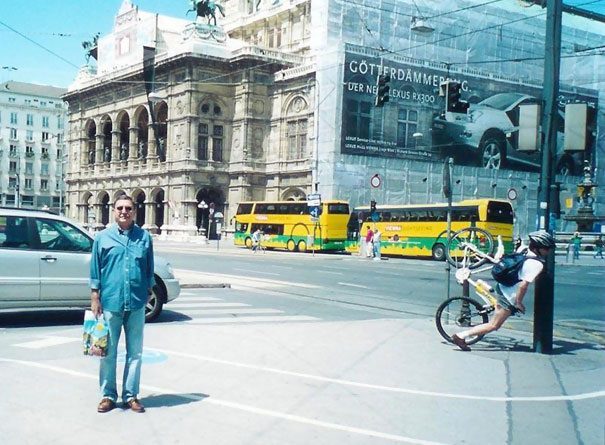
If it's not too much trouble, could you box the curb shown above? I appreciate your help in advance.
[180,283,231,289]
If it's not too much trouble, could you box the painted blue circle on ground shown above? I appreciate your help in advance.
[117,349,167,365]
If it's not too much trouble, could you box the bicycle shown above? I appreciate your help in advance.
[435,227,511,345]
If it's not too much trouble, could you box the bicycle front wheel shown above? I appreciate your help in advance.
[435,297,489,345]
[446,227,494,269]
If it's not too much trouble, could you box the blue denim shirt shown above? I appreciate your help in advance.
[90,223,155,312]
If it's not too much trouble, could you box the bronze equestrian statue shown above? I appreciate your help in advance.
[188,0,225,26]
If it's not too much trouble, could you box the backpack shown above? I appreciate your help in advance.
[491,249,531,287]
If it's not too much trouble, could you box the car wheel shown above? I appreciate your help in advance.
[297,240,307,252]
[287,239,296,252]
[145,281,165,322]
[479,137,505,170]
[432,243,446,261]
[245,237,253,249]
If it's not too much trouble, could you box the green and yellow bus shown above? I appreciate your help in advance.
[345,199,514,260]
[233,200,350,252]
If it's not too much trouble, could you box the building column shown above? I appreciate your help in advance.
[143,201,158,233]
[128,127,139,161]
[147,125,158,159]
[80,138,91,167]
[95,134,104,165]
[111,130,121,163]
[189,117,198,160]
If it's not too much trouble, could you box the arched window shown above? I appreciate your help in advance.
[285,96,308,160]
[198,101,225,162]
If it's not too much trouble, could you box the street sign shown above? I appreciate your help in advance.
[309,206,322,218]
[307,193,321,207]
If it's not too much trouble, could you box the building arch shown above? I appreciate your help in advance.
[97,191,111,225]
[81,191,93,226]
[150,187,165,233]
[281,187,306,201]
[84,119,97,164]
[116,110,131,160]
[134,106,149,160]
[131,188,146,227]
[195,187,224,239]
[99,114,113,162]
[154,101,168,161]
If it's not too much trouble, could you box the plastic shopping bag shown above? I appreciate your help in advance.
[83,310,109,357]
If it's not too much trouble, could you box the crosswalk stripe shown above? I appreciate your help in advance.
[14,336,79,349]
[184,315,319,324]
[169,302,250,308]
[180,308,283,315]
[172,296,223,302]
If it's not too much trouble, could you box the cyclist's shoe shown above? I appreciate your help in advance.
[452,334,471,351]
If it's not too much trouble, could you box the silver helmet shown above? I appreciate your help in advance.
[528,230,556,249]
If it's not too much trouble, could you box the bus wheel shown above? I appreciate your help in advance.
[245,237,253,248]
[432,243,446,261]
[287,239,296,252]
[297,240,307,252]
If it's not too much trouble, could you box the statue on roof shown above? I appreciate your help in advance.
[188,0,225,26]
[81,33,100,64]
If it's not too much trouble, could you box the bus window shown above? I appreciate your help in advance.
[327,203,350,214]
[487,201,514,224]
[235,222,248,233]
[236,203,253,215]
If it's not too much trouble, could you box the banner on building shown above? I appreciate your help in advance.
[341,52,598,175]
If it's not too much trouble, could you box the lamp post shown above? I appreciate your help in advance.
[58,152,68,215]
[197,199,209,242]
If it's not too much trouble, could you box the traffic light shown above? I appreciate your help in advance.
[446,81,469,114]
[375,74,391,107]
[370,200,377,212]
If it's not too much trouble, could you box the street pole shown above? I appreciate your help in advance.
[443,158,453,299]
[534,0,563,354]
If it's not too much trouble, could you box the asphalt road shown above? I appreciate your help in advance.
[157,246,605,330]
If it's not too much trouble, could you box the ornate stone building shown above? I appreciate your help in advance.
[64,0,603,237]
[64,0,316,236]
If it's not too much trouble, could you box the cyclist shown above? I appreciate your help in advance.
[452,230,556,351]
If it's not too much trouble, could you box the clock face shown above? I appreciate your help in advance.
[507,188,517,200]
[371,174,381,188]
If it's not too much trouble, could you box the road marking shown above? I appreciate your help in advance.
[0,357,447,445]
[338,282,370,289]
[175,269,320,289]
[182,308,284,315]
[233,268,281,276]
[317,270,344,275]
[169,297,223,303]
[144,348,605,403]
[13,336,79,349]
[169,302,249,308]
[184,315,318,324]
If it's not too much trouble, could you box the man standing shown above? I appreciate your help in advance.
[372,228,382,260]
[365,225,374,258]
[90,194,155,413]
[451,231,555,351]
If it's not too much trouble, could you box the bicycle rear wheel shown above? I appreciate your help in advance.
[435,297,489,345]
[446,227,494,269]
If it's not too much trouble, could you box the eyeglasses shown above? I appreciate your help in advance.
[116,206,133,212]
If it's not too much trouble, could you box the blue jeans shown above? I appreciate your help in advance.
[100,307,145,402]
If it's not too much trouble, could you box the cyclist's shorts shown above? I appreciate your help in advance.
[495,284,518,315]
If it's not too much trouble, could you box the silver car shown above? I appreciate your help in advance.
[0,207,180,322]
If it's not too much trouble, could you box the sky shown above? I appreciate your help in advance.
[0,0,604,89]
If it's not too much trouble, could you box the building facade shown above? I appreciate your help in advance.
[0,81,68,211]
[64,0,604,237]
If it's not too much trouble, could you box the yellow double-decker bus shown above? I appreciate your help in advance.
[233,200,350,252]
[345,199,514,260]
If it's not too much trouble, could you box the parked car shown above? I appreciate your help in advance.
[0,207,180,321]
[431,92,583,175]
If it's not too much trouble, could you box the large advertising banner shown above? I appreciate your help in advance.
[341,52,598,175]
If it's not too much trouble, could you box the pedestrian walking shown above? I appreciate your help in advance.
[251,228,261,252]
[372,228,382,260]
[90,194,155,413]
[365,225,374,258]
[571,231,582,260]
[594,235,604,259]
[451,231,555,351]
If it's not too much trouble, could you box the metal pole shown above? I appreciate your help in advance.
[444,158,453,299]
[534,0,562,354]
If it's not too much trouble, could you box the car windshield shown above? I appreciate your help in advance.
[478,93,528,110]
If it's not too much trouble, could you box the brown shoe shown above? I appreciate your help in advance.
[97,398,116,413]
[452,334,471,351]
[126,398,145,413]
